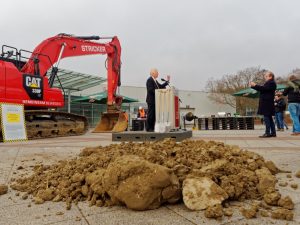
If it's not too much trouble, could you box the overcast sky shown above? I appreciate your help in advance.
[1,0,300,91]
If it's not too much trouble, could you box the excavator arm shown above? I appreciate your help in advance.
[21,34,126,132]
[21,33,121,105]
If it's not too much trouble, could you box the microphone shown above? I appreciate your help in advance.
[161,78,171,89]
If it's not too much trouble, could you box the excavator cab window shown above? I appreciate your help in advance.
[1,45,53,76]
[19,49,53,77]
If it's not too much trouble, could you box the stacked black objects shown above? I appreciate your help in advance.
[197,117,254,130]
[112,130,193,142]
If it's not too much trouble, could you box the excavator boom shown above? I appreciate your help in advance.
[22,34,122,106]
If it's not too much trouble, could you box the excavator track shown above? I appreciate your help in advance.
[0,110,88,141]
[25,110,88,139]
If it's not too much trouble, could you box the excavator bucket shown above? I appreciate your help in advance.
[93,112,128,133]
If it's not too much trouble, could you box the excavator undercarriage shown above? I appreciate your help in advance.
[0,110,88,141]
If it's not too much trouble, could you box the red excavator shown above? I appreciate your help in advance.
[0,33,127,140]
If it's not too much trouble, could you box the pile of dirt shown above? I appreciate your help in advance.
[9,139,295,220]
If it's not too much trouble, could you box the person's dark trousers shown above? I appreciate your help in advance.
[146,103,155,131]
[275,112,284,129]
[264,115,276,135]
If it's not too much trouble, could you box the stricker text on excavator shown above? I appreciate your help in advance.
[0,33,127,140]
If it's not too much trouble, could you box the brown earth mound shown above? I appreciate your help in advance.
[9,139,294,220]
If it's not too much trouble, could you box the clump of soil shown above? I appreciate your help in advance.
[223,208,233,217]
[260,210,269,217]
[263,191,281,206]
[204,204,223,218]
[271,208,294,221]
[240,204,258,219]
[264,161,279,175]
[278,181,288,187]
[102,155,180,210]
[290,183,298,189]
[8,139,294,220]
[183,177,228,210]
[0,184,8,195]
[255,167,277,195]
[278,196,294,210]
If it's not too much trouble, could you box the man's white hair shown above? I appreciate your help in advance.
[150,68,158,76]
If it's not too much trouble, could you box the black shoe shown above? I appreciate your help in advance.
[146,129,154,132]
[259,134,272,138]
[270,133,277,137]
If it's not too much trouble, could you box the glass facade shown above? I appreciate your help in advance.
[58,96,130,128]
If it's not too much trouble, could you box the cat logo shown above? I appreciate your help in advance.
[23,74,44,100]
[25,76,41,88]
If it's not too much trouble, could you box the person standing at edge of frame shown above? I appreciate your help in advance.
[250,71,277,138]
[281,75,300,135]
[145,68,170,132]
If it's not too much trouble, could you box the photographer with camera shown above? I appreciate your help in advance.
[250,71,277,138]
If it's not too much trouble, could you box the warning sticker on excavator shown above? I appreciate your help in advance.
[0,103,27,142]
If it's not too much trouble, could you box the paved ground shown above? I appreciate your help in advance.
[0,127,300,225]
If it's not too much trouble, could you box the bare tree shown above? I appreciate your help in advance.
[290,68,300,77]
[276,68,300,84]
[206,66,264,115]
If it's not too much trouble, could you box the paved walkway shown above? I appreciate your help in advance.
[0,128,299,225]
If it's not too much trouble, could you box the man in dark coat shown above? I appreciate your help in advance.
[146,68,170,132]
[250,71,277,137]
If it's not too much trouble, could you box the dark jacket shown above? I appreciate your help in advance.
[282,86,300,103]
[252,79,277,116]
[274,98,286,113]
[146,76,168,104]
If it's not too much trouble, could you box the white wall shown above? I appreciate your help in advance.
[76,84,235,117]
[177,90,235,117]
